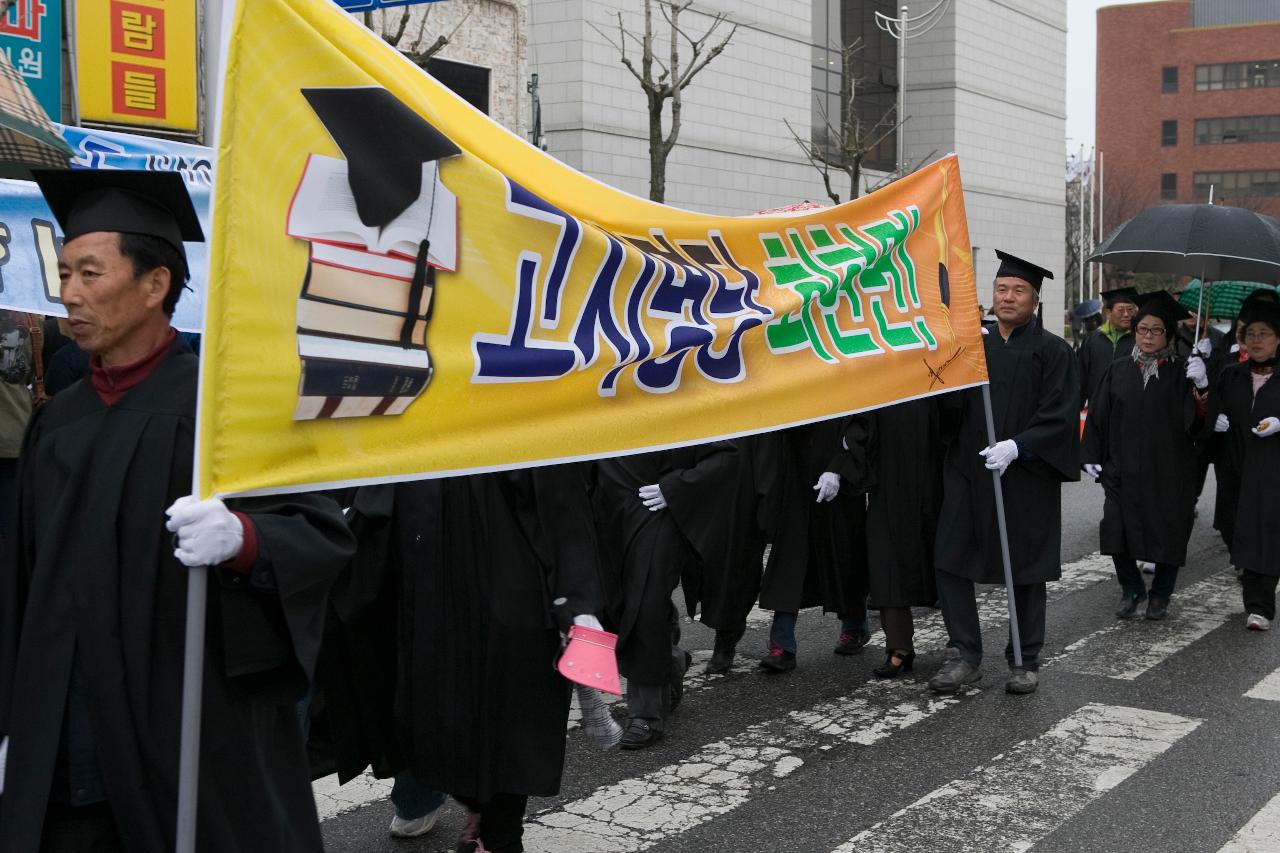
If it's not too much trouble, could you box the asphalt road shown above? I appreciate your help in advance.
[319,474,1280,853]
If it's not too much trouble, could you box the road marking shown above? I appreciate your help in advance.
[523,679,972,853]
[1218,791,1280,852]
[833,703,1201,853]
[313,772,393,822]
[1244,665,1280,702]
[1051,570,1240,680]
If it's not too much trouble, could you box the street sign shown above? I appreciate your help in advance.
[336,0,446,10]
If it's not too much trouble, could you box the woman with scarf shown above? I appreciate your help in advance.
[1211,300,1280,630]
[1082,291,1206,621]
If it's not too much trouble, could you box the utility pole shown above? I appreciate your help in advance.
[875,0,952,175]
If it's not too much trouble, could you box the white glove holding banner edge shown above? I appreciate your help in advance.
[1185,357,1209,390]
[1254,417,1280,438]
[638,484,666,511]
[1194,337,1213,358]
[164,496,245,567]
[573,614,604,631]
[1083,463,1102,479]
[979,439,1019,475]
[813,471,841,503]
[1215,414,1230,433]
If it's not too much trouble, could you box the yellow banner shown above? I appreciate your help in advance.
[198,0,988,498]
[75,0,198,132]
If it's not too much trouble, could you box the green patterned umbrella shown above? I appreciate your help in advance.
[1178,279,1277,319]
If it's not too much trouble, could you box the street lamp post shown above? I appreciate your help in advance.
[875,0,953,175]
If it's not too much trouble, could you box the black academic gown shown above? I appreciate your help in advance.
[1208,334,1247,545]
[756,420,868,615]
[666,437,768,632]
[395,466,602,802]
[594,446,734,684]
[1078,326,1134,409]
[0,341,354,853]
[1215,364,1280,577]
[843,398,942,609]
[1082,355,1202,566]
[935,321,1081,585]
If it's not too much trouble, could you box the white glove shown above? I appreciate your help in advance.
[1083,463,1102,479]
[638,484,667,512]
[1215,414,1230,433]
[1194,337,1213,358]
[1253,417,1280,438]
[1185,357,1209,390]
[980,326,990,336]
[1231,343,1241,354]
[165,496,245,567]
[813,471,841,503]
[979,439,1019,475]
[573,614,604,631]
[0,736,7,797]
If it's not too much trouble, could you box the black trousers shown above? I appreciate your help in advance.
[1243,571,1279,621]
[1114,557,1179,599]
[39,803,123,853]
[455,794,529,853]
[880,607,915,652]
[936,569,1046,671]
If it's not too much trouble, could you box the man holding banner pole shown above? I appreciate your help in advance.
[0,170,354,853]
[929,251,1080,697]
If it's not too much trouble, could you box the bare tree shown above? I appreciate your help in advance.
[363,4,473,66]
[592,1,737,203]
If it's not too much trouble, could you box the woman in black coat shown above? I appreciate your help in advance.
[1082,291,1206,621]
[1212,301,1280,631]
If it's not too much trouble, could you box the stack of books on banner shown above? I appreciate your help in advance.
[286,154,457,420]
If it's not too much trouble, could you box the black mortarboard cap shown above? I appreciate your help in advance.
[1242,297,1280,335]
[1238,288,1279,320]
[1134,290,1191,332]
[302,87,461,230]
[994,250,1053,292]
[1100,286,1139,308]
[31,168,203,260]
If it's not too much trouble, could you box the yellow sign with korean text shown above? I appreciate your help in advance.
[75,0,198,133]
[199,0,988,498]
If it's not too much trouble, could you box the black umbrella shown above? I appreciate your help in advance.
[1087,203,1280,285]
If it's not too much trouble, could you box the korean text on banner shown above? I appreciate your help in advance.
[201,0,987,499]
[76,0,199,133]
[0,0,61,120]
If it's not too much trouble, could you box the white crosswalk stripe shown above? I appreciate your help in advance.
[831,703,1202,853]
[1218,791,1280,852]
[1244,664,1280,703]
[1050,570,1241,680]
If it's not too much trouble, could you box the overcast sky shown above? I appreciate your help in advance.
[1065,0,1121,155]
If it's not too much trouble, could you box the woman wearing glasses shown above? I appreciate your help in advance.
[1211,300,1280,631]
[1082,291,1207,621]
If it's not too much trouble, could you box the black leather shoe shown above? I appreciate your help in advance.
[620,718,663,750]
[1115,590,1146,619]
[873,649,915,678]
[669,650,693,710]
[1145,595,1170,620]
[707,628,743,674]
[758,645,796,672]
[834,629,872,655]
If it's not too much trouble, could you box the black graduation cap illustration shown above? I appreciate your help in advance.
[32,168,204,260]
[1100,286,1139,307]
[301,87,460,231]
[994,249,1054,292]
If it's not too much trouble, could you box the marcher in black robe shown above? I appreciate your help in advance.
[594,445,735,748]
[665,437,770,674]
[1082,292,1205,621]
[932,250,1079,697]
[0,170,354,853]
[1077,287,1138,409]
[392,466,604,852]
[843,398,943,678]
[754,419,869,672]
[1211,302,1280,631]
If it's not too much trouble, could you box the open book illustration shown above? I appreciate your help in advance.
[288,86,461,421]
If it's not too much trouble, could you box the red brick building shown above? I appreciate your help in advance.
[1096,1,1280,222]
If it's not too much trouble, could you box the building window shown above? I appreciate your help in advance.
[1162,66,1178,93]
[1194,170,1280,199]
[426,57,490,114]
[1194,114,1280,144]
[1161,120,1178,146]
[811,0,898,174]
[1161,173,1177,200]
[1195,59,1280,91]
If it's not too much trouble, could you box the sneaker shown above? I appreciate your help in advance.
[390,803,442,838]
[834,630,872,655]
[1247,614,1271,632]
[1005,668,1039,695]
[758,644,796,673]
[927,653,982,694]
